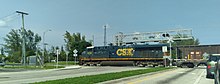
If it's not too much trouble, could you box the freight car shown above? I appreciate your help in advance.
[175,44,220,68]
[80,44,169,67]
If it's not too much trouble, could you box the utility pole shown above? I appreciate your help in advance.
[16,11,28,66]
[92,35,94,46]
[103,25,107,46]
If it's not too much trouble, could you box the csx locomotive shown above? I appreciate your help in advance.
[80,44,168,66]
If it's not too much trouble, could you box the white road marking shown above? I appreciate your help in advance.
[191,73,196,75]
[193,70,205,84]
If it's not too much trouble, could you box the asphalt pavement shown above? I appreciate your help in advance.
[0,66,213,84]
[0,66,146,84]
[101,67,213,84]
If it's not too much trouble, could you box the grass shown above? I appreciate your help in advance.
[4,66,42,69]
[34,67,174,84]
[3,61,74,69]
[4,65,65,69]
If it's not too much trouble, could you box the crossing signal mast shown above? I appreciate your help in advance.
[114,29,193,46]
[115,29,193,67]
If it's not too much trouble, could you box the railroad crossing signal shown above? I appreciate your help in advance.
[73,49,78,65]
[73,49,78,57]
[73,54,78,57]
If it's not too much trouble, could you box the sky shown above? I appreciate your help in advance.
[0,0,220,47]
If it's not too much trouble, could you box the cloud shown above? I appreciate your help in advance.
[0,20,7,27]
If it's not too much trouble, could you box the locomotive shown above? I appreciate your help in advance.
[80,43,169,67]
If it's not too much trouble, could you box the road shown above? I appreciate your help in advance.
[0,66,145,84]
[102,67,213,84]
[0,66,214,84]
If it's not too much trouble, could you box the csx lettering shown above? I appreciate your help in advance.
[116,48,134,56]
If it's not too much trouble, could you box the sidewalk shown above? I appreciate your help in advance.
[61,65,82,70]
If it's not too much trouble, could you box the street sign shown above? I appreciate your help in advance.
[162,46,167,52]
[73,49,78,54]
[73,54,78,57]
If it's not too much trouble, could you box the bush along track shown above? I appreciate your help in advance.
[34,67,174,84]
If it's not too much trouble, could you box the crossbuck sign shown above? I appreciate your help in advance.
[73,49,78,57]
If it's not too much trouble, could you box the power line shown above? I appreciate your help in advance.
[0,12,17,20]
[0,12,19,27]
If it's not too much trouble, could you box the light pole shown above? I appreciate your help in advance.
[16,11,28,66]
[56,49,60,68]
[43,29,52,63]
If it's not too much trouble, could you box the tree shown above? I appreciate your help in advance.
[172,37,200,46]
[64,31,91,61]
[1,47,5,56]
[47,46,56,62]
[0,47,6,61]
[59,46,66,61]
[4,28,41,63]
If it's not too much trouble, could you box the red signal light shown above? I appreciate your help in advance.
[207,65,211,69]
